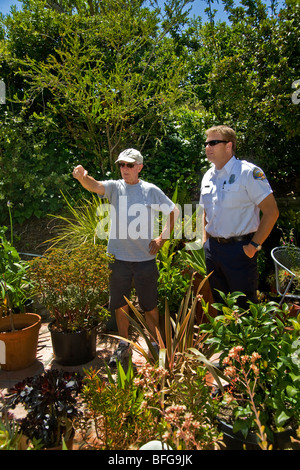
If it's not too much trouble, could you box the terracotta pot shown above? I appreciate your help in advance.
[0,313,41,371]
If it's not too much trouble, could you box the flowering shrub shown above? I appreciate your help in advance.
[220,346,270,448]
[81,359,222,450]
[154,361,222,450]
[28,244,111,331]
[202,292,300,445]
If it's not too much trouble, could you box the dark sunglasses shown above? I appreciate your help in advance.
[204,140,229,147]
[118,162,136,168]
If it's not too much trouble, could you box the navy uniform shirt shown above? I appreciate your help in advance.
[200,156,273,239]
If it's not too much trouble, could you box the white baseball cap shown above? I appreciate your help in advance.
[115,148,143,164]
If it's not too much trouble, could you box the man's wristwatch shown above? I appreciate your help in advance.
[250,240,262,251]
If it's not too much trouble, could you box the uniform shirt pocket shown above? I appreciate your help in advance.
[221,183,242,207]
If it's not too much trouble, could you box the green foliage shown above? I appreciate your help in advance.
[123,272,226,396]
[8,0,189,168]
[142,106,208,200]
[81,356,222,450]
[0,0,299,222]
[155,184,196,315]
[277,209,300,247]
[28,244,111,331]
[193,0,300,187]
[180,240,207,277]
[201,291,300,441]
[0,0,192,222]
[0,415,22,450]
[156,237,191,314]
[0,226,31,315]
[47,191,110,250]
[81,362,162,450]
[159,362,222,449]
[0,111,79,224]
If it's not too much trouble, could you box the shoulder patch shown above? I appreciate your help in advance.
[253,167,266,180]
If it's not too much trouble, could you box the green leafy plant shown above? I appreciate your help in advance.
[28,244,111,331]
[220,346,271,450]
[153,360,223,450]
[122,273,226,395]
[155,184,193,315]
[180,241,207,278]
[81,357,222,450]
[6,370,83,449]
[0,226,31,320]
[0,401,22,451]
[81,360,162,450]
[156,238,191,315]
[201,291,300,446]
[46,192,110,251]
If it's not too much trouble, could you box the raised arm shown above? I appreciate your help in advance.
[72,165,105,195]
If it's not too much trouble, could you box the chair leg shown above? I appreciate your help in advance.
[279,274,296,307]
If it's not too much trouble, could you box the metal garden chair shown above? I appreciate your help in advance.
[271,246,300,306]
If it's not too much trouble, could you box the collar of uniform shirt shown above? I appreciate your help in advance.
[213,155,236,180]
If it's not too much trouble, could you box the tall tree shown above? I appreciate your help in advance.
[0,0,192,222]
[14,0,191,171]
[184,0,300,191]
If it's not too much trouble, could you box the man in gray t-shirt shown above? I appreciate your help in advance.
[73,149,179,367]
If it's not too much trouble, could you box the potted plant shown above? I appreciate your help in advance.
[6,369,83,449]
[28,244,111,366]
[81,356,223,450]
[0,227,41,371]
[179,240,218,323]
[201,291,300,450]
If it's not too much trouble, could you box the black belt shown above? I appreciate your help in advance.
[209,233,253,245]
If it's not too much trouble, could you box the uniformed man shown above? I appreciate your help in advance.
[200,125,279,308]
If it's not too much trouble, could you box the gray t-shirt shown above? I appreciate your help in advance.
[102,179,175,262]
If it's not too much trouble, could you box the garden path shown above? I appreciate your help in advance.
[0,319,148,391]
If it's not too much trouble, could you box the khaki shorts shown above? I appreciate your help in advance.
[109,259,159,311]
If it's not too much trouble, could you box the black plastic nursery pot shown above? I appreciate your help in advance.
[48,322,98,366]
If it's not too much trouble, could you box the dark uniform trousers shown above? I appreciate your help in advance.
[203,236,259,309]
